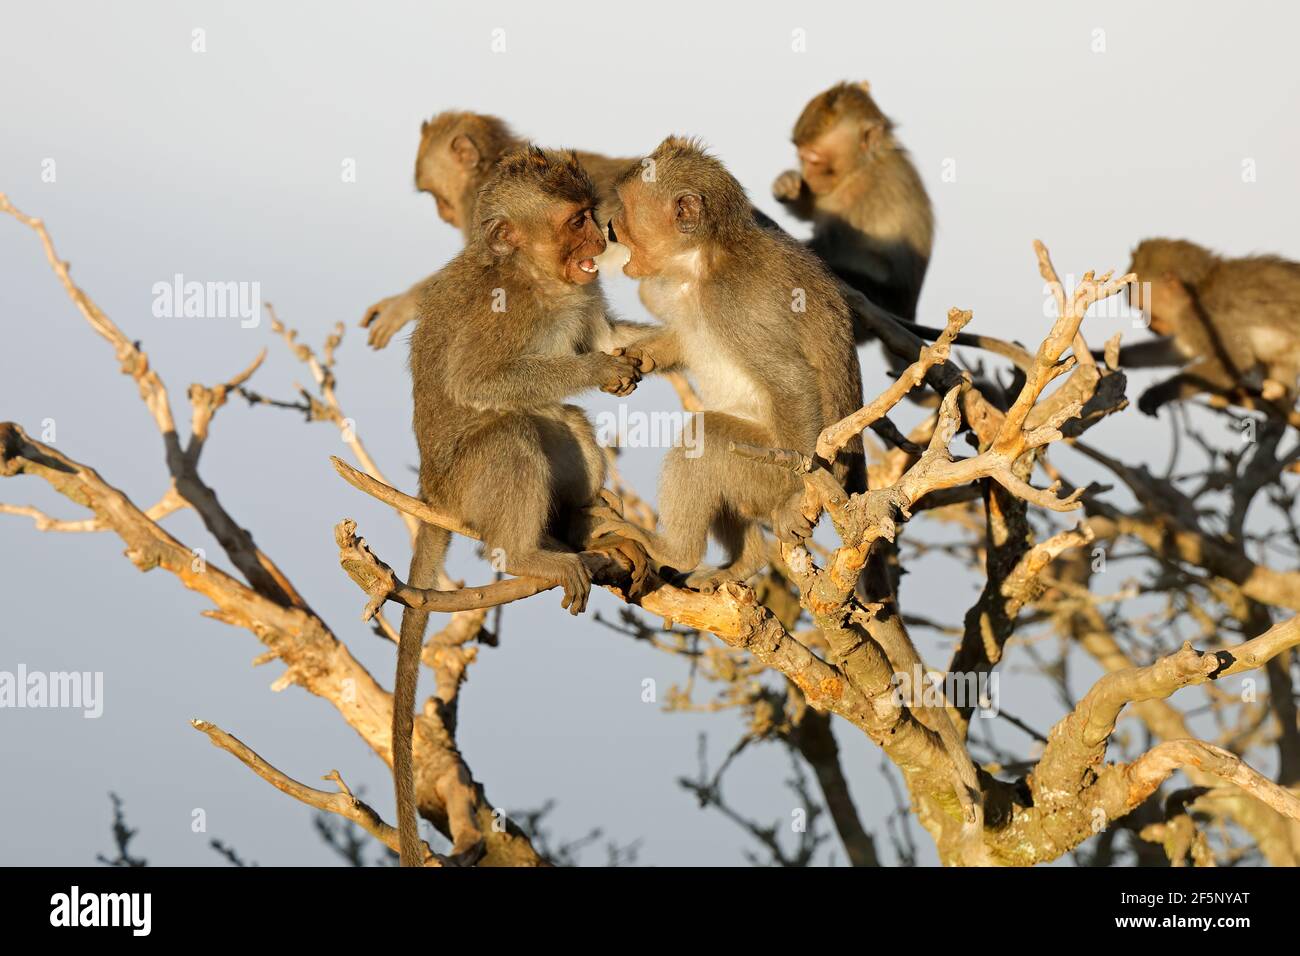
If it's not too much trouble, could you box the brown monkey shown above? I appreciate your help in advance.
[394,146,644,866]
[362,111,636,348]
[603,136,866,591]
[608,138,983,836]
[1117,239,1300,416]
[773,81,934,330]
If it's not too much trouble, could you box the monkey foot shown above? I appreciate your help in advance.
[585,532,652,599]
[680,566,744,595]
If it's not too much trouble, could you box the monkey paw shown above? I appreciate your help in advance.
[360,295,411,349]
[611,345,657,375]
[681,566,739,595]
[771,500,814,543]
[597,352,642,396]
[772,169,804,203]
[556,554,592,616]
[585,532,652,600]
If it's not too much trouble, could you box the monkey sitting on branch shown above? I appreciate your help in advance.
[773,81,934,331]
[392,146,647,866]
[1107,238,1300,419]
[600,136,866,592]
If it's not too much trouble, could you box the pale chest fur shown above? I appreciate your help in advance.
[530,296,601,356]
[643,273,769,424]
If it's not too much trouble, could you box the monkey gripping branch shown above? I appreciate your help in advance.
[3,192,1299,866]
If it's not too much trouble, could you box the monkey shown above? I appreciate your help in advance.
[362,111,636,348]
[604,138,984,837]
[1109,239,1300,416]
[772,81,934,332]
[393,146,646,866]
[601,136,867,591]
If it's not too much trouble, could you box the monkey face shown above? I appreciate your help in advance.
[1143,274,1194,337]
[416,141,481,230]
[797,123,861,195]
[540,201,606,286]
[611,183,674,280]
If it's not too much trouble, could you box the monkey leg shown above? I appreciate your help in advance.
[476,507,593,616]
[654,413,792,589]
[458,417,594,614]
[681,518,768,594]
[548,404,607,509]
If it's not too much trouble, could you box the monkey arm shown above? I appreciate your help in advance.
[614,330,684,375]
[449,352,631,409]
[595,317,658,352]
[772,170,815,220]
[360,278,427,349]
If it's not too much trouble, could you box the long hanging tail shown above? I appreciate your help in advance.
[394,522,451,867]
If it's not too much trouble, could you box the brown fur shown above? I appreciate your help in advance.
[363,112,637,348]
[774,81,934,328]
[1123,238,1300,415]
[607,137,865,589]
[393,147,643,866]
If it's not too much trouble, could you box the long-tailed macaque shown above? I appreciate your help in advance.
[394,147,644,866]
[606,138,982,835]
[362,111,634,348]
[1113,239,1300,416]
[773,81,934,330]
[601,136,865,591]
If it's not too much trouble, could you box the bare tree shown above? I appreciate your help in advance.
[4,193,1298,866]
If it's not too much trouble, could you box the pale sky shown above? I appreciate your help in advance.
[2,1,1298,866]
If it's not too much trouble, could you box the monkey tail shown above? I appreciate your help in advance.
[394,522,452,867]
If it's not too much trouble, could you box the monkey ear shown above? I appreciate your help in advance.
[450,134,482,169]
[674,193,703,234]
[483,218,518,256]
[856,80,872,93]
[860,119,884,152]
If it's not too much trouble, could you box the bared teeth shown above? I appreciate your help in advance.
[578,259,598,273]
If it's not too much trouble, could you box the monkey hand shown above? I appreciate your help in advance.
[585,532,652,600]
[611,344,658,375]
[594,352,642,396]
[771,494,815,543]
[772,169,805,203]
[556,553,593,616]
[360,293,416,349]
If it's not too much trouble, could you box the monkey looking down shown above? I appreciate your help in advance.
[603,136,866,591]
[773,81,934,331]
[362,111,635,348]
[1117,238,1300,416]
[393,146,644,865]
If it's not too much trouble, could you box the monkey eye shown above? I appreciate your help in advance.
[571,210,591,230]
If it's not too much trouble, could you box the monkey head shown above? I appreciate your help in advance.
[415,111,517,231]
[1126,239,1217,335]
[472,146,606,287]
[611,136,751,279]
[791,81,891,196]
